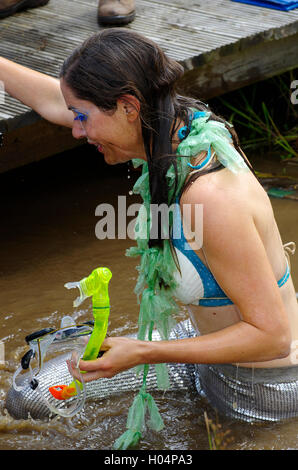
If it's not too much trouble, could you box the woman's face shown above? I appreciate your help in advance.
[60,79,146,165]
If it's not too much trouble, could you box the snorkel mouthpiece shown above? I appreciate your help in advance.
[49,384,76,400]
[49,267,112,401]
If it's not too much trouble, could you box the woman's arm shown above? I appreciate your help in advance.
[168,178,291,361]
[70,175,292,381]
[0,57,73,127]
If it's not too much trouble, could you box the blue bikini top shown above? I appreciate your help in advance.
[171,198,290,307]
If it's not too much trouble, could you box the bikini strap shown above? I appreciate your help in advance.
[283,242,296,271]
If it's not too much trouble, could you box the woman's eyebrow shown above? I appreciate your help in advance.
[68,106,88,115]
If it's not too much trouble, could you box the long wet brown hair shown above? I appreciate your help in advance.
[60,28,251,246]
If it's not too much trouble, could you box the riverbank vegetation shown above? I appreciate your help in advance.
[210,68,298,163]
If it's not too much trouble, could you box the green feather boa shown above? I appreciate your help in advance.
[113,111,248,450]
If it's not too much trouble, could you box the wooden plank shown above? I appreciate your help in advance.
[178,31,298,99]
[0,0,297,172]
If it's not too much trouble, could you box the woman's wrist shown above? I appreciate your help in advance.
[138,338,179,366]
[138,338,163,366]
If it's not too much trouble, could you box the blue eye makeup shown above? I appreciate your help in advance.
[71,108,89,122]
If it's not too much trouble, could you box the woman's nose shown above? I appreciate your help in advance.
[72,120,87,140]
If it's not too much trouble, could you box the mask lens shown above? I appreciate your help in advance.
[13,322,93,418]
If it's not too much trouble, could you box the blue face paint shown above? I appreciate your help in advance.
[72,108,89,123]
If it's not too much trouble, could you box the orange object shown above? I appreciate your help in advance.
[49,385,76,400]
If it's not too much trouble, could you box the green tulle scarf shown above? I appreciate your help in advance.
[113,111,249,450]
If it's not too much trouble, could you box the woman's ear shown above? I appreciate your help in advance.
[117,95,140,122]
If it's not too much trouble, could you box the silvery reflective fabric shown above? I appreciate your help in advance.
[195,362,298,422]
[176,320,298,422]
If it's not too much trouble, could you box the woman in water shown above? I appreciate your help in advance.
[1,28,298,448]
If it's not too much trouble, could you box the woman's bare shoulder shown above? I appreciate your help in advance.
[180,166,247,213]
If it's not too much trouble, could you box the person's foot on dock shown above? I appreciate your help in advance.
[97,0,135,25]
[0,0,49,18]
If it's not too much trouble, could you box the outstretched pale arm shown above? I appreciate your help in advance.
[0,57,73,127]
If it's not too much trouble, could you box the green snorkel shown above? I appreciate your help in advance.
[49,267,112,400]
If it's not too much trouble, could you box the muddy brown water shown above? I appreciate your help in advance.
[0,145,297,450]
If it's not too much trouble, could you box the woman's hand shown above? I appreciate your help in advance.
[67,336,147,383]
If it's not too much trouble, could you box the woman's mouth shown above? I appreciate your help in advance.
[88,140,104,153]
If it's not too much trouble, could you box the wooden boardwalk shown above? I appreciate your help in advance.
[0,0,298,172]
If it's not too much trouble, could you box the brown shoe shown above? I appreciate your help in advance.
[0,0,49,19]
[98,0,135,25]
